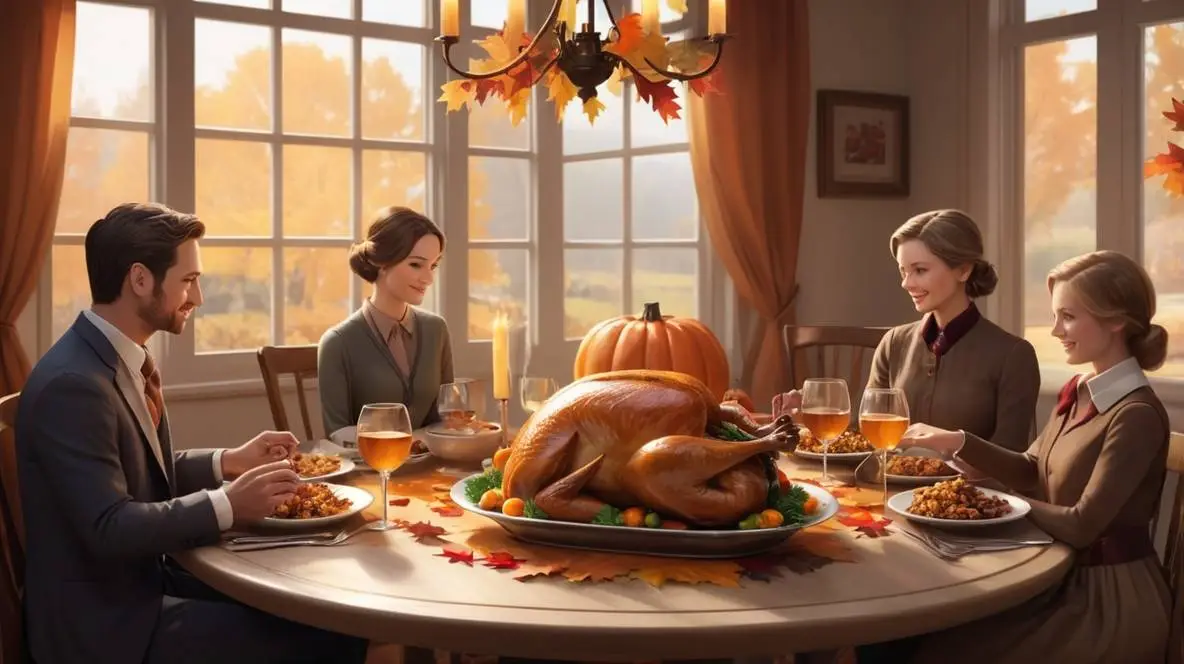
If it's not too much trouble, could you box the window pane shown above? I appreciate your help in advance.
[195,247,273,353]
[1142,22,1184,377]
[196,139,273,237]
[565,248,623,339]
[51,245,90,343]
[282,30,352,136]
[564,87,624,154]
[362,39,425,141]
[631,83,687,148]
[573,0,613,38]
[1025,0,1096,22]
[565,159,623,240]
[632,153,697,240]
[57,128,150,235]
[363,0,426,26]
[630,0,685,22]
[1022,36,1097,366]
[360,150,427,231]
[469,249,529,341]
[633,248,697,318]
[471,157,530,241]
[199,0,269,7]
[283,145,352,237]
[471,1,507,29]
[284,247,350,345]
[73,3,152,121]
[196,20,272,131]
[283,0,351,19]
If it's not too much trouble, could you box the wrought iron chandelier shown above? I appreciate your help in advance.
[434,0,729,125]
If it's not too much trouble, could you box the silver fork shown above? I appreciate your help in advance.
[226,530,337,545]
[224,524,371,552]
[902,529,961,561]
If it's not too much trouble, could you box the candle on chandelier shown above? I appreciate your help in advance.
[505,0,525,47]
[558,0,577,30]
[441,0,459,37]
[492,311,511,400]
[641,0,660,34]
[708,0,726,35]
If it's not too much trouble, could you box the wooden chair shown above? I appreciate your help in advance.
[0,393,24,664]
[256,346,320,441]
[782,325,890,401]
[1164,432,1183,664]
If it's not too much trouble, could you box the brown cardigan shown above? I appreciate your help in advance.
[867,313,1041,451]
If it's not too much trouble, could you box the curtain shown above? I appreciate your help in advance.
[687,1,811,406]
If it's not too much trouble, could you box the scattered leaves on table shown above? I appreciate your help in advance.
[836,508,893,538]
[481,551,524,571]
[436,545,475,566]
[431,505,466,518]
[401,520,448,543]
[388,497,410,507]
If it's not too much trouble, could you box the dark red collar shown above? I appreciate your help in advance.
[922,303,981,357]
[1056,375,1098,427]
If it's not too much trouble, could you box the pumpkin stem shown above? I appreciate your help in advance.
[642,302,663,322]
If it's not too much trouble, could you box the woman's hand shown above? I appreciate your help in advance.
[898,423,964,458]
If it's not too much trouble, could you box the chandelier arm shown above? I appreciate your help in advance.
[642,38,726,82]
[435,0,566,80]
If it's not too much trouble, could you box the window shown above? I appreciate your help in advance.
[46,0,718,387]
[1005,0,1184,380]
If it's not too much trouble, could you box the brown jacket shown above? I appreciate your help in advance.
[867,311,1041,451]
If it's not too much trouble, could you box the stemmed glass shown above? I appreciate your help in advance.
[438,382,477,434]
[859,388,910,507]
[799,378,851,485]
[520,376,558,414]
[356,403,414,531]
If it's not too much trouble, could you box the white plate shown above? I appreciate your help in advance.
[261,483,374,530]
[886,486,1031,528]
[793,449,875,462]
[296,457,356,482]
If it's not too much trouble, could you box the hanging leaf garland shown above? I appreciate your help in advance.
[1145,96,1184,198]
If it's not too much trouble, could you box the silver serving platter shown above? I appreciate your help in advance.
[450,475,839,558]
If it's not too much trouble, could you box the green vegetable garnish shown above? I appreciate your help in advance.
[465,467,504,504]
[592,505,625,526]
[523,499,549,519]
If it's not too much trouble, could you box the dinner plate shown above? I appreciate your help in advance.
[793,448,875,463]
[296,457,356,482]
[883,456,960,485]
[260,483,374,530]
[886,486,1031,528]
[451,475,839,558]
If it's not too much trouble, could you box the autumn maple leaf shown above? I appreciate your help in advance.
[481,551,524,570]
[611,13,646,53]
[388,497,410,507]
[436,545,474,566]
[431,504,465,518]
[403,520,447,543]
[1163,97,1184,131]
[1145,142,1184,198]
[633,76,681,123]
[582,97,606,125]
[836,508,893,538]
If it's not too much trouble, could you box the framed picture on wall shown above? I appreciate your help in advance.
[816,90,910,198]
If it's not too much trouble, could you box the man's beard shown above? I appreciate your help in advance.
[139,292,186,335]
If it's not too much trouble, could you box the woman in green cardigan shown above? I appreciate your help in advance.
[317,206,454,438]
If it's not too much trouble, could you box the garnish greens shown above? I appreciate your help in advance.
[767,483,811,527]
[708,421,757,441]
[523,499,548,519]
[465,467,504,504]
[592,505,625,526]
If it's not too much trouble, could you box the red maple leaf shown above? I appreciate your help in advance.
[481,551,524,570]
[507,63,536,97]
[689,73,720,97]
[403,521,447,542]
[1164,97,1184,131]
[436,545,474,566]
[633,75,681,123]
[836,509,893,538]
[388,497,410,507]
[474,79,504,105]
[431,505,465,518]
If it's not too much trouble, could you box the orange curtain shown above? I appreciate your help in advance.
[687,1,811,406]
[0,0,75,396]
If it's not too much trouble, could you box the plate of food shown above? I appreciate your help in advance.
[884,454,960,485]
[291,452,356,482]
[886,478,1030,528]
[448,369,838,558]
[793,428,876,462]
[262,482,373,530]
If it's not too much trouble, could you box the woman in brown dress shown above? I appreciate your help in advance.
[897,250,1172,664]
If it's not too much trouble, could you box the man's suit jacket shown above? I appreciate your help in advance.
[16,314,223,664]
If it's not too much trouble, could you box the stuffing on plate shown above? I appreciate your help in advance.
[271,483,353,519]
[907,478,1012,520]
[796,428,875,453]
[291,453,342,478]
[886,455,956,477]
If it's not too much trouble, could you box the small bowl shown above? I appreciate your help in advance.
[422,423,504,464]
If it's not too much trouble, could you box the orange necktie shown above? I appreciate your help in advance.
[141,353,165,429]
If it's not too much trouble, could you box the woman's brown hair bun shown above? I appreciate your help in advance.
[1131,323,1168,372]
[348,240,379,283]
[348,207,445,284]
[966,260,999,298]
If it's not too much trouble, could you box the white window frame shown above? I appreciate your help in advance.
[40,0,725,394]
[997,0,1184,401]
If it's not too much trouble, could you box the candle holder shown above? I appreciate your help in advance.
[497,397,510,448]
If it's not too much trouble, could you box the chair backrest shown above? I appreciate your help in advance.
[0,392,24,664]
[256,346,319,441]
[783,325,890,402]
[1165,432,1183,664]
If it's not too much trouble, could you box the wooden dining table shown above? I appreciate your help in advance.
[172,448,1075,662]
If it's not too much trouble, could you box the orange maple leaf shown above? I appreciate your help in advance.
[403,520,447,543]
[1145,142,1184,198]
[611,13,646,54]
[633,76,681,123]
[689,73,720,97]
[431,504,465,517]
[435,545,474,566]
[1163,97,1184,131]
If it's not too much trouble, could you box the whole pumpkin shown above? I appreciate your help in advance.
[572,302,731,401]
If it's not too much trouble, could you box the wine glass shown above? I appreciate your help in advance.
[799,378,851,485]
[520,376,558,414]
[859,387,910,507]
[356,403,414,531]
[438,382,477,434]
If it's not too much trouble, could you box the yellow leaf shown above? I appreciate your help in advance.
[475,33,512,65]
[582,97,606,124]
[546,71,579,120]
[438,80,474,112]
[665,0,688,13]
[507,88,531,127]
[606,65,627,95]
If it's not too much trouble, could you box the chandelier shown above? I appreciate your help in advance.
[435,0,728,126]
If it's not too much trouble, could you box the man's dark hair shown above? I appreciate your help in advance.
[85,203,206,304]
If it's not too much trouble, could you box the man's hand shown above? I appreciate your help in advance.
[222,430,300,480]
[898,423,963,457]
[772,390,802,419]
[224,460,300,526]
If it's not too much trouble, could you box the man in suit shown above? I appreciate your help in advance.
[16,203,369,663]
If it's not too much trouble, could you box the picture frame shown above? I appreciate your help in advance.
[816,90,910,198]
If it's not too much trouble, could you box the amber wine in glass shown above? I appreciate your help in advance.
[859,387,910,506]
[799,378,851,485]
[438,382,477,434]
[357,403,413,531]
